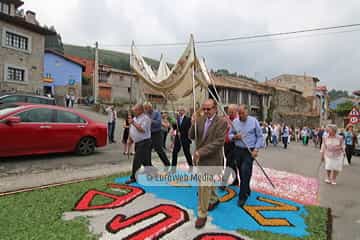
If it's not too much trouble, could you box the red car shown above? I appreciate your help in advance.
[0,103,108,157]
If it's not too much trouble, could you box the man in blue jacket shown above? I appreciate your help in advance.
[144,102,170,167]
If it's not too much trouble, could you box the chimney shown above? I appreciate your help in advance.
[25,10,39,25]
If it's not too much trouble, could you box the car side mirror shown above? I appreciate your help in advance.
[5,116,21,125]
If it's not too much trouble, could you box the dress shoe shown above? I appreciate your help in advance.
[208,200,220,211]
[219,186,226,191]
[125,178,136,184]
[237,197,248,207]
[195,217,207,229]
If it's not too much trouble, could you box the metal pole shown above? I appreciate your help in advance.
[206,86,275,189]
[94,41,99,104]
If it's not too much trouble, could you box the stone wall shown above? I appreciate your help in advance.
[269,88,320,127]
[266,74,317,97]
[0,20,45,94]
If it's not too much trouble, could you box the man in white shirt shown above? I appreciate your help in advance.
[126,103,152,184]
[106,105,117,143]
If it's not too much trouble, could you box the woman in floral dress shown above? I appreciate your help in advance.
[320,124,345,185]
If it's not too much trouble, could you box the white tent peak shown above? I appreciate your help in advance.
[130,35,211,101]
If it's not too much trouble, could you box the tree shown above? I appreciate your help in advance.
[213,69,257,81]
[335,101,354,116]
[328,89,350,101]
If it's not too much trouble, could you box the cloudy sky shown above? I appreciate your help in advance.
[24,0,360,91]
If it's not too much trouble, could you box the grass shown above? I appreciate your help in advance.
[238,206,329,240]
[0,173,330,240]
[0,173,129,240]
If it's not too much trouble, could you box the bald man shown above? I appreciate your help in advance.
[228,104,264,207]
[125,104,152,184]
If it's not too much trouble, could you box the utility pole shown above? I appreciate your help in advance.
[94,41,99,103]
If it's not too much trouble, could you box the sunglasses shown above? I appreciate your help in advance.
[202,107,214,111]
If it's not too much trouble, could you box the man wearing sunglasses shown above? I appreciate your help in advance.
[190,99,227,229]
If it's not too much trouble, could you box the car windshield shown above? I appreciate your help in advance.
[0,104,25,117]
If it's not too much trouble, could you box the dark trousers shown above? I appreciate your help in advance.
[222,142,239,185]
[151,131,170,166]
[172,136,193,167]
[131,139,152,179]
[161,130,168,149]
[108,121,116,142]
[282,137,288,149]
[233,147,254,200]
[319,136,323,149]
[345,144,354,164]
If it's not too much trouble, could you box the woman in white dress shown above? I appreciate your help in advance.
[320,124,345,185]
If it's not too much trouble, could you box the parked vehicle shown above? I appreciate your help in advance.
[0,94,56,105]
[0,103,107,157]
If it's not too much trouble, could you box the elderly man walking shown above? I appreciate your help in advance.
[229,104,264,207]
[144,103,171,167]
[190,99,227,229]
[125,104,152,184]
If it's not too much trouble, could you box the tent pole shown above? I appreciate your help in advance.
[192,62,198,147]
[192,35,198,147]
[205,86,275,189]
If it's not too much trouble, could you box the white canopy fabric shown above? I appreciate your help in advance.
[155,54,170,83]
[130,35,211,101]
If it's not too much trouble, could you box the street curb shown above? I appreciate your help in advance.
[0,173,129,197]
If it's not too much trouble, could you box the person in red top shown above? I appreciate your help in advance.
[221,104,239,188]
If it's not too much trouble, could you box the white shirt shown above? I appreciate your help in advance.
[129,113,151,143]
[106,107,117,122]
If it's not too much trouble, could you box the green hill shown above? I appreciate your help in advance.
[63,44,160,71]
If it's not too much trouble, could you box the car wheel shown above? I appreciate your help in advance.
[76,137,96,155]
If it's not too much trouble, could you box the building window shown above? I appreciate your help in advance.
[251,94,261,106]
[99,71,108,82]
[5,31,29,50]
[5,65,27,83]
[228,89,238,104]
[1,3,10,15]
[242,92,249,105]
[7,67,25,82]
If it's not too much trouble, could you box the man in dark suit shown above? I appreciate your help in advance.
[172,106,193,169]
[190,99,227,229]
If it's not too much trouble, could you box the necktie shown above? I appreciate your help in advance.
[202,118,212,140]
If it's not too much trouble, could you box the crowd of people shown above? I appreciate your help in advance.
[104,99,357,229]
[105,100,264,228]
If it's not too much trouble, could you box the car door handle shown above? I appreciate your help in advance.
[39,126,51,129]
[77,125,85,128]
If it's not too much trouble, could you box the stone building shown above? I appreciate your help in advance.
[267,86,320,127]
[265,74,320,97]
[0,0,56,94]
[209,74,271,121]
[264,73,330,127]
[66,55,140,104]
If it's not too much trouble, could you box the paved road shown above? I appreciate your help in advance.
[0,106,359,240]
